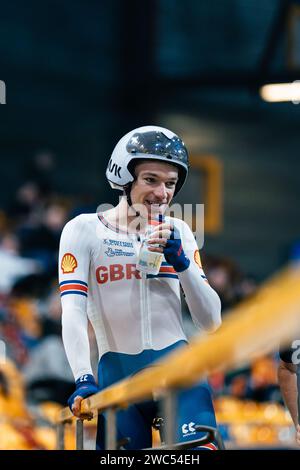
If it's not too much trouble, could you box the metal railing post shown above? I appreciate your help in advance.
[105,407,117,450]
[162,390,177,449]
[56,422,65,450]
[76,419,84,450]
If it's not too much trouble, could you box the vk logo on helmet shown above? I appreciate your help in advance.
[108,158,121,177]
[182,422,196,435]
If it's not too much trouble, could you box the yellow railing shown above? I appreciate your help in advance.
[57,263,300,449]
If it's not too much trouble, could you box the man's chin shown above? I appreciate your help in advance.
[129,201,168,218]
[146,204,167,219]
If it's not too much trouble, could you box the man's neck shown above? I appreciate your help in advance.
[103,198,148,234]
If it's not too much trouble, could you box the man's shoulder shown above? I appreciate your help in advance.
[63,213,98,230]
[165,215,185,226]
[165,216,191,232]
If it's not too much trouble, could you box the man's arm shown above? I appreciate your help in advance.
[177,257,222,332]
[277,358,300,446]
[165,220,222,333]
[277,359,298,426]
[59,215,98,416]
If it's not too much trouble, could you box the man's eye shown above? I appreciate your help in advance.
[145,177,155,183]
[166,182,176,188]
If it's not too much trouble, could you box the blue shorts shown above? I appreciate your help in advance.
[96,341,217,450]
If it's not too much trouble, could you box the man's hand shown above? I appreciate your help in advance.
[68,374,98,418]
[148,224,190,272]
[296,424,300,446]
[147,222,172,250]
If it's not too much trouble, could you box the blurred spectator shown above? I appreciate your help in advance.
[0,358,29,420]
[17,201,68,274]
[224,367,252,400]
[235,275,257,302]
[11,273,55,300]
[230,374,249,399]
[202,254,257,311]
[22,291,74,405]
[204,255,241,310]
[8,182,41,225]
[208,371,225,398]
[249,356,281,403]
[25,151,56,198]
[1,296,42,366]
[0,233,40,294]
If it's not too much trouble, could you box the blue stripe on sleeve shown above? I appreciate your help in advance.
[60,290,88,297]
[147,273,178,279]
[59,280,88,287]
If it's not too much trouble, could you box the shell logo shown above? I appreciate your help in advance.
[61,253,78,274]
[194,250,202,269]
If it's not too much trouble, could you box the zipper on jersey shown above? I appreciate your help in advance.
[140,271,152,348]
[132,234,152,349]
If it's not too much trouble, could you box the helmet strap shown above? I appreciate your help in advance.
[124,184,140,217]
[124,184,132,207]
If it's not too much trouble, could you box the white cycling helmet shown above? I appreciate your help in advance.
[106,125,189,197]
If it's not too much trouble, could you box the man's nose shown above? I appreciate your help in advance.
[153,183,167,199]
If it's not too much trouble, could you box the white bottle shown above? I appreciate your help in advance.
[136,215,164,275]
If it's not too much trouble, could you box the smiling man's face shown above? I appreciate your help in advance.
[130,160,178,217]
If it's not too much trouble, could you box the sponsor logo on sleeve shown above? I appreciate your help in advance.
[194,250,209,282]
[61,253,78,273]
